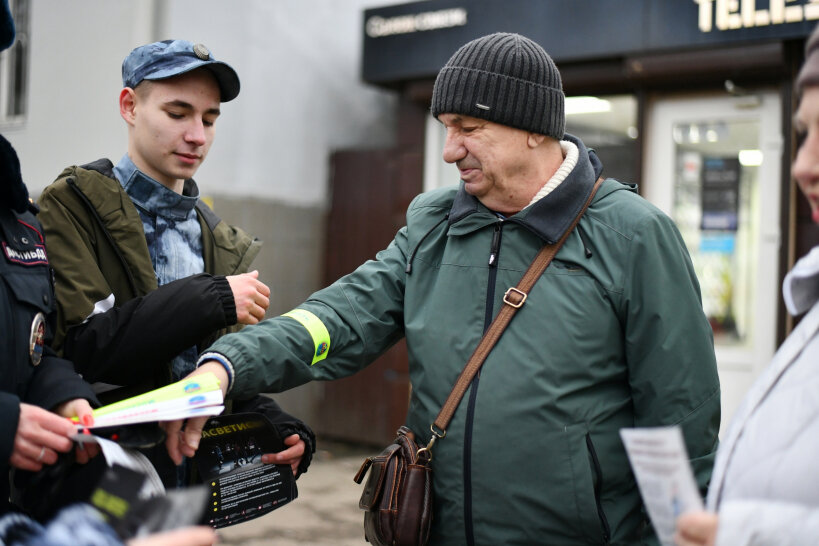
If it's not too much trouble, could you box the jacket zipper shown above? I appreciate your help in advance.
[464,220,503,546]
[585,433,612,544]
[487,222,502,267]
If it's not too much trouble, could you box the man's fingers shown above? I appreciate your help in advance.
[163,420,185,465]
[256,280,271,298]
[248,286,269,312]
[179,416,209,458]
[261,435,305,473]
[282,434,303,451]
[255,292,270,310]
[164,415,209,462]
[232,276,270,324]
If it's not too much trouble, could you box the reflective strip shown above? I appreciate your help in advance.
[282,309,331,365]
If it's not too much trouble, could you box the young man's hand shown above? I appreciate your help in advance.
[261,433,305,476]
[227,270,270,324]
[163,362,229,465]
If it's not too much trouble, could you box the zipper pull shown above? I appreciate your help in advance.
[488,223,502,267]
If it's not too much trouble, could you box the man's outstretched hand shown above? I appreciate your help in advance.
[163,362,229,465]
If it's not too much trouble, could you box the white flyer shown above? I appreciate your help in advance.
[619,426,704,546]
[71,434,166,498]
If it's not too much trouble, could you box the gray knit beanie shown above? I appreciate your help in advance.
[431,32,565,139]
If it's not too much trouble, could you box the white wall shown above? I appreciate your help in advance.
[3,1,149,191]
[3,0,405,208]
[163,0,404,207]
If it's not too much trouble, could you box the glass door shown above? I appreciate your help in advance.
[644,92,783,431]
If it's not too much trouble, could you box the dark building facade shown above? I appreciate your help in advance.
[318,0,819,444]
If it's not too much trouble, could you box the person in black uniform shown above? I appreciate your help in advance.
[0,3,215,544]
[0,135,100,511]
[0,0,98,497]
[0,130,221,543]
[0,99,217,546]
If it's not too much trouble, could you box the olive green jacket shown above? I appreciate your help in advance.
[38,159,261,395]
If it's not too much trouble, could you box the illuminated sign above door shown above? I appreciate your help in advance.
[695,0,819,32]
[362,0,816,85]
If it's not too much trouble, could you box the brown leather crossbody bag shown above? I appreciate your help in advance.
[353,178,603,546]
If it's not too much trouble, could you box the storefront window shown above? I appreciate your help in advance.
[671,119,760,346]
[424,93,639,191]
[565,94,638,183]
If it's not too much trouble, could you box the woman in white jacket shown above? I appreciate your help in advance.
[675,24,819,546]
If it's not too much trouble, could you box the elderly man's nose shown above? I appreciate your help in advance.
[442,133,465,164]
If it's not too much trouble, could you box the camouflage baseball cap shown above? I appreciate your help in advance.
[122,39,240,102]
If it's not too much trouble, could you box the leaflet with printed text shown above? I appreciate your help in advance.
[620,426,704,546]
[73,372,225,430]
[194,412,297,528]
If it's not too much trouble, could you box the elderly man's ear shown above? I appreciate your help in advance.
[528,133,547,148]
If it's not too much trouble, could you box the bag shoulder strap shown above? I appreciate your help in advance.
[427,176,605,447]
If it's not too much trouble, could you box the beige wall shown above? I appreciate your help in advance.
[207,195,327,425]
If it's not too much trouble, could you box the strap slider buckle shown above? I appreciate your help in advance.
[503,287,527,308]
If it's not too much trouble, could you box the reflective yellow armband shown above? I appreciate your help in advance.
[282,309,331,365]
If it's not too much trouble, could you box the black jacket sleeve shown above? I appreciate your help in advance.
[63,273,236,386]
[26,348,100,410]
[232,395,316,478]
[0,392,21,464]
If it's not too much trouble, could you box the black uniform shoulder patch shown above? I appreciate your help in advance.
[2,217,48,266]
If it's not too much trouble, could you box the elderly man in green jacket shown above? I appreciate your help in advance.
[169,33,720,545]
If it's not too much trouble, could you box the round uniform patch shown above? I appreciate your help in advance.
[315,342,328,358]
[29,312,45,366]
